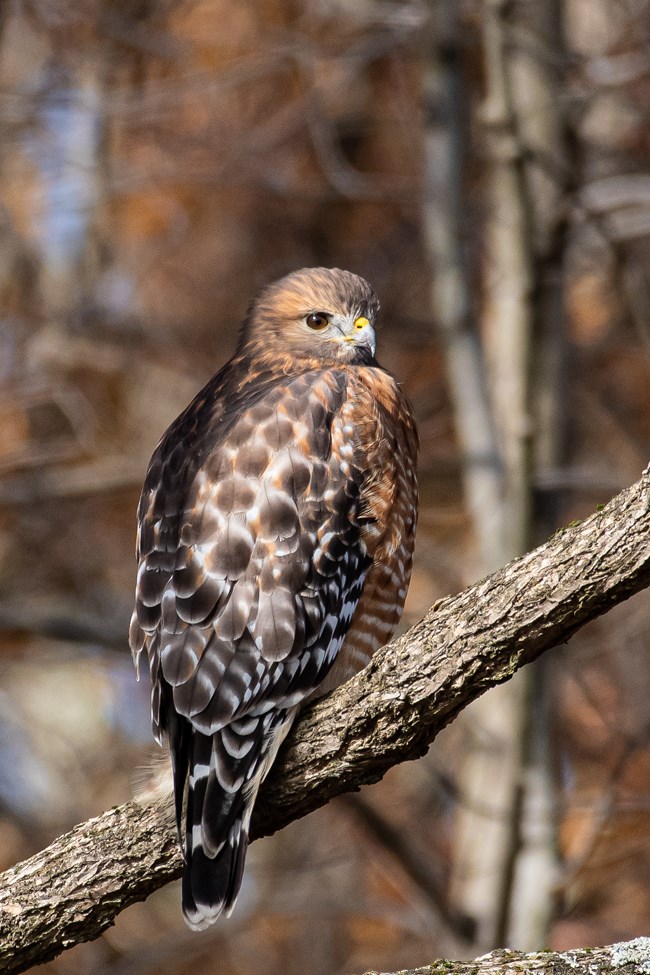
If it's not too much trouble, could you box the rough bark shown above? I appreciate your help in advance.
[0,468,648,975]
[355,938,650,975]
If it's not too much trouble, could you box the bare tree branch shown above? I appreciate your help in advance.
[354,938,650,975]
[0,468,648,975]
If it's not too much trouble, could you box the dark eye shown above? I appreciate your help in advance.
[306,312,330,331]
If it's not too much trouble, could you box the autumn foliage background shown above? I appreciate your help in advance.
[0,1,649,973]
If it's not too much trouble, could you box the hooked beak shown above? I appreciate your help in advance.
[333,315,376,357]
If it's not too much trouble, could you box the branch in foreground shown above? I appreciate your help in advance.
[0,468,648,974]
[356,938,650,975]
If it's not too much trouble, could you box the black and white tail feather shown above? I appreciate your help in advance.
[175,708,297,929]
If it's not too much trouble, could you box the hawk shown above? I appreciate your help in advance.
[130,267,418,929]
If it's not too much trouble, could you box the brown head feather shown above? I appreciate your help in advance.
[237,267,380,365]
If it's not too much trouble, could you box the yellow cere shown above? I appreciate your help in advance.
[354,316,369,330]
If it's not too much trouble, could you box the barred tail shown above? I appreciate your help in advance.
[182,795,250,929]
[178,710,297,930]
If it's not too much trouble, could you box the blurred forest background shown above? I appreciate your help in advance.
[0,0,649,972]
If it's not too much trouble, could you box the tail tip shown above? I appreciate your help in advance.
[182,899,229,931]
[181,827,249,930]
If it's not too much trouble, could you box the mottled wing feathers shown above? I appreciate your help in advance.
[130,362,382,928]
[131,368,372,741]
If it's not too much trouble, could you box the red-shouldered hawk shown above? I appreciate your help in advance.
[130,267,418,929]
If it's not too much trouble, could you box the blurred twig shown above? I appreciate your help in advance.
[339,793,476,944]
[0,599,125,649]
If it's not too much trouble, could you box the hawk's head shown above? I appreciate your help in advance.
[239,267,380,366]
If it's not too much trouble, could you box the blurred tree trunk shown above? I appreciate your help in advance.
[480,0,568,951]
[424,0,568,948]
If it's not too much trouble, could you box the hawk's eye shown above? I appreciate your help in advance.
[306,312,330,331]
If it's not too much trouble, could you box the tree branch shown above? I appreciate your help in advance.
[1,468,649,974]
[355,938,650,975]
